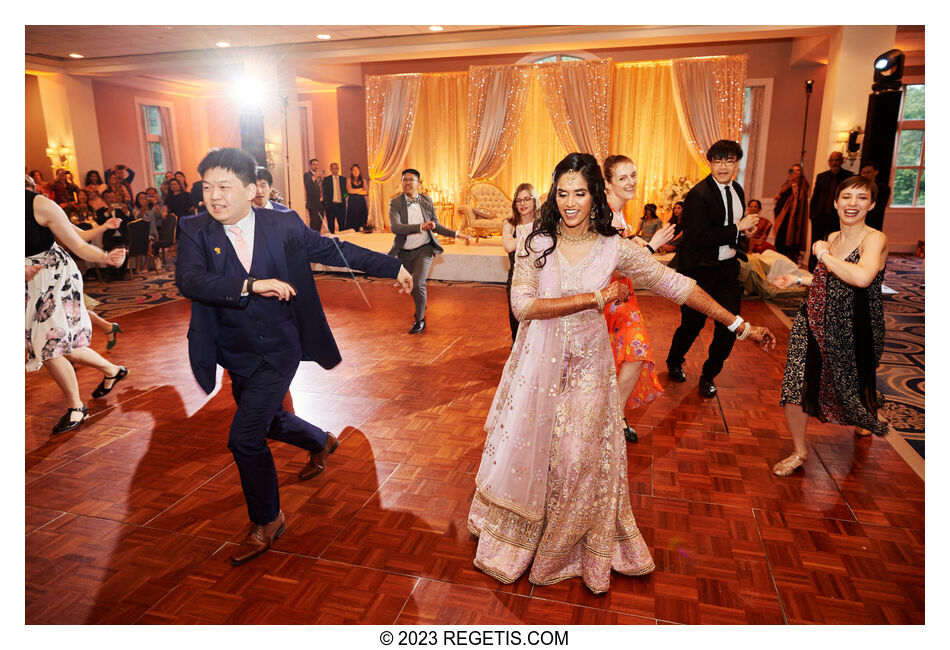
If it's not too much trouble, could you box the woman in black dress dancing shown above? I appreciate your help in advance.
[771,175,889,476]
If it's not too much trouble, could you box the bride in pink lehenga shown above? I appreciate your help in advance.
[468,153,776,593]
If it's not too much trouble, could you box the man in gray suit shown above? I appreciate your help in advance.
[388,168,472,333]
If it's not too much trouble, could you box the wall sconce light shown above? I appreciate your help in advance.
[45,144,72,166]
[264,142,278,168]
[835,127,863,161]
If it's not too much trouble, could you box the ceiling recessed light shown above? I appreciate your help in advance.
[316,34,332,40]
[428,25,444,32]
[68,52,84,59]
[216,41,230,48]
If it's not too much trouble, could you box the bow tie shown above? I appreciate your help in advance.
[406,197,421,206]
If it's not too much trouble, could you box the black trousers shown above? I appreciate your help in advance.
[666,258,741,380]
[227,361,332,525]
[324,202,345,233]
[306,206,324,232]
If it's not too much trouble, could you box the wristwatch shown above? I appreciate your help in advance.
[244,276,258,296]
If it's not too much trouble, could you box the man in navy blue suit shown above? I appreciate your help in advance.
[176,148,412,566]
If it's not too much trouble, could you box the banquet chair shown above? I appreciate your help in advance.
[125,218,152,280]
[154,213,178,265]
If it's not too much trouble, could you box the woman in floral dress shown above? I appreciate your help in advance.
[771,175,889,476]
[602,155,675,442]
[468,153,775,593]
[26,190,129,434]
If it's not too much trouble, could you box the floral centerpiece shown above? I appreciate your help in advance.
[658,176,697,213]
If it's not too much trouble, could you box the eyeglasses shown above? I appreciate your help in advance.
[515,198,534,204]
[710,158,738,166]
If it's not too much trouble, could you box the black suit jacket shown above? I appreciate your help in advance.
[175,207,402,394]
[809,169,854,220]
[303,172,322,208]
[866,181,890,231]
[322,175,348,210]
[673,174,744,273]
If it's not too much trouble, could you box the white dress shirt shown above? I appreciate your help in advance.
[402,200,429,250]
[713,179,742,261]
[330,175,342,203]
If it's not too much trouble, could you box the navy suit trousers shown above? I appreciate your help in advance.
[227,361,331,524]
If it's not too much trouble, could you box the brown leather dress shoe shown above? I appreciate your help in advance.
[298,433,340,481]
[230,511,286,566]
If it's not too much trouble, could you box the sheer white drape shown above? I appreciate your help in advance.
[366,74,422,228]
[669,55,748,171]
[467,65,533,180]
[535,59,612,165]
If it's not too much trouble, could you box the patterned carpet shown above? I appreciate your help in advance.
[772,254,925,458]
[85,252,925,459]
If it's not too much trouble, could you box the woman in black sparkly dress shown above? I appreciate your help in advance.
[771,175,889,476]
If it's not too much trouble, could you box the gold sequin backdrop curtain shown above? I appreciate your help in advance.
[669,55,748,172]
[490,73,567,203]
[375,72,470,230]
[535,59,612,166]
[609,61,706,230]
[467,64,533,180]
[366,74,422,230]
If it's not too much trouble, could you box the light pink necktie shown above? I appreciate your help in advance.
[227,226,252,272]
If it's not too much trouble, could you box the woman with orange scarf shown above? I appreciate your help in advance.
[772,163,811,262]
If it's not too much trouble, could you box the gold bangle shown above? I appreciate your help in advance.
[594,289,605,310]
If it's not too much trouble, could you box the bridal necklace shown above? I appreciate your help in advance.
[558,226,596,244]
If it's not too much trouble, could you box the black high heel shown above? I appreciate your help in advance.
[106,323,123,350]
[623,418,638,443]
[92,366,128,398]
[52,406,88,434]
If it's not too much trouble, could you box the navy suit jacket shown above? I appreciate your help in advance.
[176,206,402,394]
[673,174,745,273]
[268,201,292,213]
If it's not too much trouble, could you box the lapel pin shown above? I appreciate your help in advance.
[214,247,221,254]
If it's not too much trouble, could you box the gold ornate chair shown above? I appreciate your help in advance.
[457,180,507,239]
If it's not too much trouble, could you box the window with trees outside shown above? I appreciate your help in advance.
[891,84,924,207]
[141,104,175,189]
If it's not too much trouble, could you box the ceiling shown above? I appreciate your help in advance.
[25,25,507,61]
[25,25,924,95]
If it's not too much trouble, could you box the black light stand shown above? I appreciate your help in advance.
[800,79,814,165]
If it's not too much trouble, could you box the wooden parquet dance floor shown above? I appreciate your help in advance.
[25,275,924,625]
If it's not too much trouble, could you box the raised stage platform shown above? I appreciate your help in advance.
[313,229,676,283]
[312,230,510,283]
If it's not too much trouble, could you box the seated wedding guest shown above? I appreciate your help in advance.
[66,190,97,225]
[84,170,108,210]
[26,190,128,434]
[160,171,175,201]
[133,191,164,238]
[740,199,774,254]
[174,170,189,192]
[51,168,80,206]
[502,182,540,341]
[30,170,53,199]
[658,200,685,254]
[104,164,135,199]
[96,189,132,280]
[106,172,133,210]
[770,175,888,476]
[164,177,195,218]
[635,203,663,240]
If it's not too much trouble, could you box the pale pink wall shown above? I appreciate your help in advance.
[298,91,341,170]
[337,86,367,180]
[25,75,50,177]
[91,79,210,192]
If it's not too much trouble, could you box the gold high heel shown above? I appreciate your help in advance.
[772,453,807,477]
